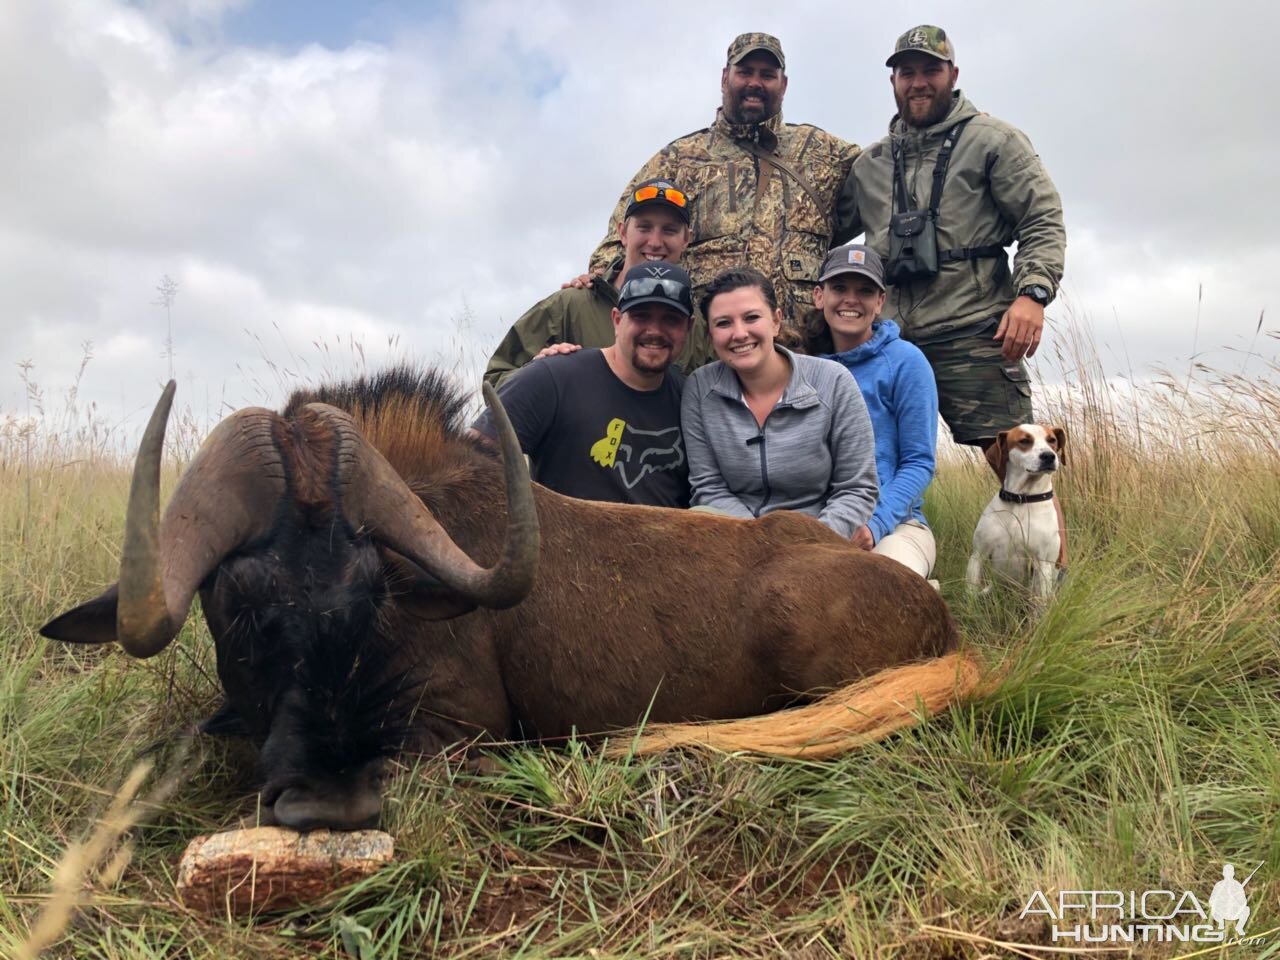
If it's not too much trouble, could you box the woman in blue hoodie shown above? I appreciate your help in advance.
[802,243,940,578]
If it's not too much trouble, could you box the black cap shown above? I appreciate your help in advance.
[623,178,691,224]
[617,263,694,317]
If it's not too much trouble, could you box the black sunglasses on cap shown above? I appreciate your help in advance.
[617,276,694,316]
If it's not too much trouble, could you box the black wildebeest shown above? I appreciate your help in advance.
[41,368,972,831]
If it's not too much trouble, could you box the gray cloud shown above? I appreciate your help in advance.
[2,0,1275,436]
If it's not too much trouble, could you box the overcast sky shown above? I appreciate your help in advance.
[2,0,1276,435]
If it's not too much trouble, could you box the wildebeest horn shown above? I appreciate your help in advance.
[116,382,286,657]
[307,382,539,609]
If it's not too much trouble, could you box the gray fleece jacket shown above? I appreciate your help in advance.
[681,345,878,538]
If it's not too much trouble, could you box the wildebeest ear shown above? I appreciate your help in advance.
[1051,426,1068,466]
[984,431,1010,479]
[40,584,120,644]
[382,552,479,622]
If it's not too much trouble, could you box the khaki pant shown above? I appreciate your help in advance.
[872,520,936,579]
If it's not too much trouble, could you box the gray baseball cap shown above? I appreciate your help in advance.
[818,244,885,289]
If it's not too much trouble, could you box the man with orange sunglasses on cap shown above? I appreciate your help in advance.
[483,178,691,390]
[587,33,858,366]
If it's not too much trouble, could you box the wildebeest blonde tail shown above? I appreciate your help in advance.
[612,651,984,759]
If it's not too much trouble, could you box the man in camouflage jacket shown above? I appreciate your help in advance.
[589,33,859,367]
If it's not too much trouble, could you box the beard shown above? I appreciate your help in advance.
[895,82,954,128]
[627,336,675,374]
[724,87,778,124]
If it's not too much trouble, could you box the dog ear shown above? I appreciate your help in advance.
[1051,426,1067,466]
[984,431,1010,479]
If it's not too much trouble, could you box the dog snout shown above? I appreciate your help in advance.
[1038,450,1057,468]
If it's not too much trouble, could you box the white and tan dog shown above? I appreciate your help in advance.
[967,424,1067,602]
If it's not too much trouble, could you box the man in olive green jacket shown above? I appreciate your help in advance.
[589,33,859,366]
[836,24,1067,565]
[483,179,691,390]
[835,25,1065,448]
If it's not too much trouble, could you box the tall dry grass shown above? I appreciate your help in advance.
[1,320,1277,958]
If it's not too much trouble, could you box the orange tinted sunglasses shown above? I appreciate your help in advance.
[632,184,688,207]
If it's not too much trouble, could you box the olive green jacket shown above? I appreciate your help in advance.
[590,110,859,366]
[482,259,624,391]
[835,92,1065,342]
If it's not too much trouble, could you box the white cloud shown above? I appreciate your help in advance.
[1,0,1276,438]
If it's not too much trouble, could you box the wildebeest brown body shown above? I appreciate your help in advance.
[42,368,960,831]
[314,375,956,749]
[389,496,952,746]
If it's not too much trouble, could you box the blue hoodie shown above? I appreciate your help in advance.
[823,319,938,542]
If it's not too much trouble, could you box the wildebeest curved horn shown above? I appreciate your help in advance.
[308,382,539,609]
[117,382,286,658]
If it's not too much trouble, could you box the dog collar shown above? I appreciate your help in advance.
[999,489,1054,504]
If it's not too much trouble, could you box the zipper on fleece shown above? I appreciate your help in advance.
[745,428,771,517]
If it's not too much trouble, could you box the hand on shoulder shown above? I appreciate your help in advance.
[533,342,583,361]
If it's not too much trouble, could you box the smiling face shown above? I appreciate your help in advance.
[891,52,958,128]
[721,51,787,124]
[612,302,691,378]
[617,207,691,271]
[813,274,886,351]
[706,284,783,376]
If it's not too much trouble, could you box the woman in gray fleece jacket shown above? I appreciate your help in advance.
[681,268,878,539]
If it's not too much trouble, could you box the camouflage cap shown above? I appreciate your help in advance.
[726,32,785,69]
[886,25,955,67]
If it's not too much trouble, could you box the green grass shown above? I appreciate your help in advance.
[2,345,1278,957]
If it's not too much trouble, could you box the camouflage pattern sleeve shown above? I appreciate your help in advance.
[830,138,862,245]
[481,295,565,391]
[989,128,1066,297]
[587,150,670,274]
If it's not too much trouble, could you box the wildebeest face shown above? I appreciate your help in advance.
[39,375,540,832]
[201,534,406,831]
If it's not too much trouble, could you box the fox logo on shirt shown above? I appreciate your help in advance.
[589,418,685,489]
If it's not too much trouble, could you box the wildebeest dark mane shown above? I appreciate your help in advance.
[282,364,499,505]
[282,363,468,423]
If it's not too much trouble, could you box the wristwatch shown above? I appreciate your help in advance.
[1018,284,1052,306]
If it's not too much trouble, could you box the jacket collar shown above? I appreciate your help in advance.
[593,257,625,304]
[708,343,821,409]
[824,319,900,364]
[713,108,784,151]
[889,90,978,142]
